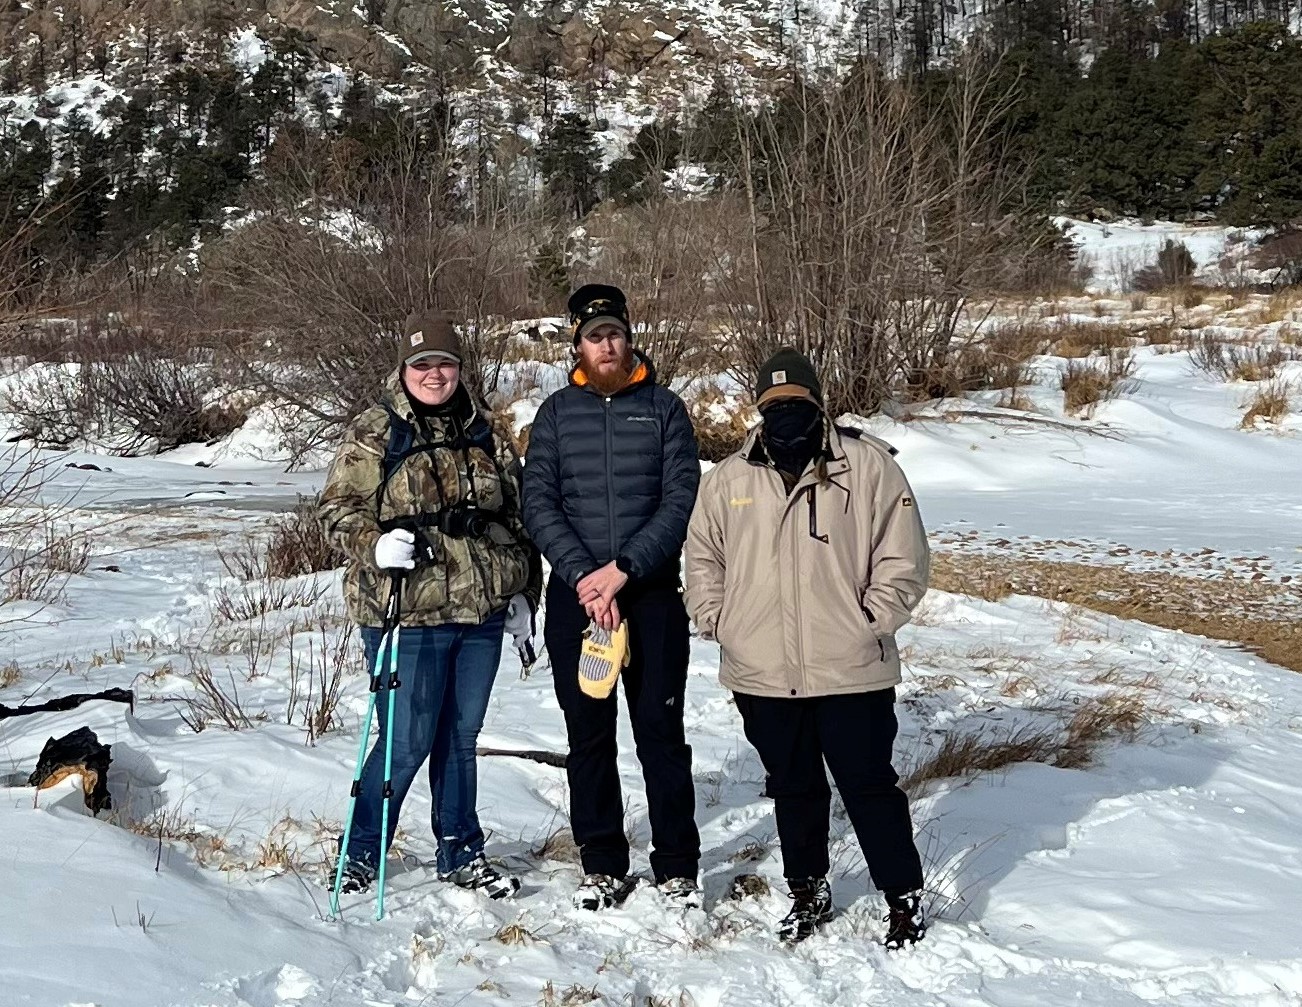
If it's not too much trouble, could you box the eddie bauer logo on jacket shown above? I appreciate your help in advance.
[626,415,657,422]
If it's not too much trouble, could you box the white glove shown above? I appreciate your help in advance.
[374,528,416,570]
[504,593,537,667]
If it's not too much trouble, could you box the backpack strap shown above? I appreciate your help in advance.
[381,402,416,482]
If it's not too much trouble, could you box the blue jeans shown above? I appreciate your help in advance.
[345,612,505,875]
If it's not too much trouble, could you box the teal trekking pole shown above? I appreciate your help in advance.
[330,571,404,920]
[375,571,404,920]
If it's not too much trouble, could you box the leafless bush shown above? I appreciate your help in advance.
[4,323,247,453]
[176,656,255,732]
[211,575,327,624]
[1060,351,1136,414]
[1133,240,1196,292]
[1191,335,1299,382]
[577,195,733,383]
[685,384,753,461]
[205,120,535,463]
[287,620,358,745]
[1249,229,1302,288]
[713,54,1050,416]
[219,496,342,582]
[1,515,90,605]
[910,321,1051,400]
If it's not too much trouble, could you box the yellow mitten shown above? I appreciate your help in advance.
[578,620,631,699]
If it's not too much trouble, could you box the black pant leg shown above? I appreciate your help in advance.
[545,575,628,878]
[733,692,832,881]
[815,687,924,895]
[621,587,700,884]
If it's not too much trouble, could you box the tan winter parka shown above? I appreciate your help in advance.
[684,422,929,698]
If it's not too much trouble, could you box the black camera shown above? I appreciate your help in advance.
[437,503,492,540]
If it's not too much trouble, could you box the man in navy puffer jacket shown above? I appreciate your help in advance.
[523,283,702,911]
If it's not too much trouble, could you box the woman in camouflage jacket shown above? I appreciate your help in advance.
[320,310,542,900]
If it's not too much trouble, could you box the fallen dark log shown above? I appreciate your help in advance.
[476,747,567,769]
[0,687,134,720]
[28,726,113,814]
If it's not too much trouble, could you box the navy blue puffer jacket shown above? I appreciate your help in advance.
[523,352,700,589]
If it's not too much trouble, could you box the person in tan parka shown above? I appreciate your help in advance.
[684,347,929,948]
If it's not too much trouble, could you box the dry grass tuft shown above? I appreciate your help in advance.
[902,726,1057,792]
[174,655,256,732]
[530,822,582,864]
[2,519,91,604]
[1240,379,1292,428]
[0,661,19,688]
[903,689,1151,792]
[1051,321,1134,358]
[1056,693,1147,768]
[928,564,1012,602]
[1060,351,1136,414]
[494,921,537,945]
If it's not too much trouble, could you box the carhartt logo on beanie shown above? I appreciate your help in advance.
[401,310,461,366]
[755,348,822,409]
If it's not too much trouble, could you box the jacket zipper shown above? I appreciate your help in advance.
[604,396,617,562]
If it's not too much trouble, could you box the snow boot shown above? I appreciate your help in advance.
[573,873,636,911]
[439,854,520,900]
[777,877,833,943]
[335,857,378,895]
[883,890,926,950]
[657,876,703,910]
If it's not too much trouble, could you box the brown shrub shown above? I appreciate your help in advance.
[1060,351,1136,414]
[1240,379,1292,428]
[686,385,752,462]
[1192,335,1299,382]
[1051,321,1134,358]
[219,496,343,582]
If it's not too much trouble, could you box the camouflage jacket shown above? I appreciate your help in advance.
[320,371,542,628]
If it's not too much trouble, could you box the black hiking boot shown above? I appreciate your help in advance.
[438,854,520,900]
[883,890,926,950]
[777,877,833,943]
[335,857,377,895]
[573,873,637,911]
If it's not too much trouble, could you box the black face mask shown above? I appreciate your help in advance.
[761,398,822,476]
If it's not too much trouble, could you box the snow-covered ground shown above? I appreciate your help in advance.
[3,308,1302,1006]
[1058,218,1272,293]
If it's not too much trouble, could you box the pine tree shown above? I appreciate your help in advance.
[539,113,601,219]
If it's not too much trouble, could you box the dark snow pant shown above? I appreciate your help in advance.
[345,613,505,876]
[545,575,701,884]
[733,687,924,895]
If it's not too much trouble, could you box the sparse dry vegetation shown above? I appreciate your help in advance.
[1240,378,1293,428]
[903,690,1151,792]
[175,655,256,732]
[932,552,1302,673]
[1060,350,1136,414]
[218,496,343,582]
[1192,334,1300,382]
[1050,321,1134,358]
